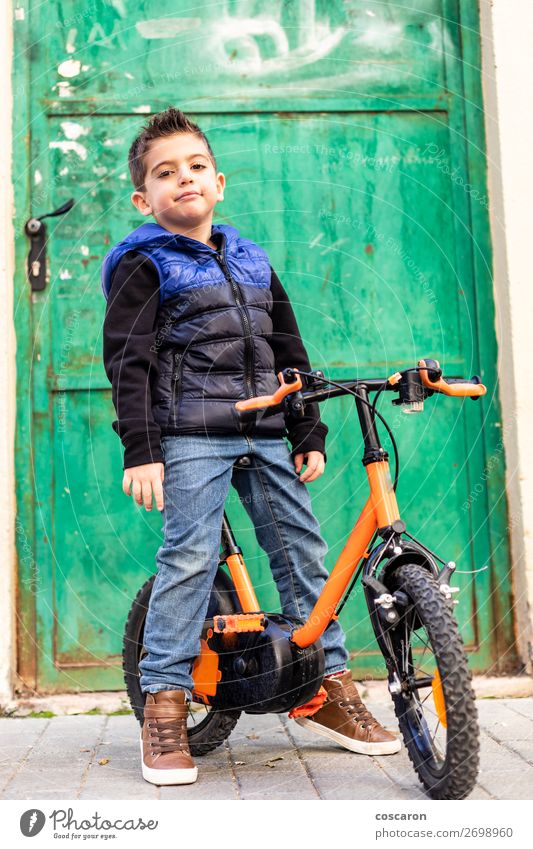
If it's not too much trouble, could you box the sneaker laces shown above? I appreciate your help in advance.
[337,688,378,731]
[146,715,189,754]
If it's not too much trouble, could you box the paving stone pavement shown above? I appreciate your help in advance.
[1,698,532,800]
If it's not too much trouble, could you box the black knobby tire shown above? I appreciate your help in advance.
[122,572,241,756]
[387,563,480,799]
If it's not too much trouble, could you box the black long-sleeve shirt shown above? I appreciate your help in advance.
[103,250,328,469]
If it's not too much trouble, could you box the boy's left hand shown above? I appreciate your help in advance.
[293,450,325,483]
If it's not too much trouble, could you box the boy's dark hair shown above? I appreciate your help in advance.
[128,107,217,192]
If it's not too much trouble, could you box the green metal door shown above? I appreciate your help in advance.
[13,0,515,692]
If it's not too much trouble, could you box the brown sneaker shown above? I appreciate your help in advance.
[294,671,401,755]
[140,690,198,785]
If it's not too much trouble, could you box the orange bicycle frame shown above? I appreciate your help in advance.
[221,457,398,649]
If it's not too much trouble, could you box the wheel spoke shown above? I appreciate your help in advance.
[412,631,433,655]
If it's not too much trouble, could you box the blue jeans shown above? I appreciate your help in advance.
[139,434,349,698]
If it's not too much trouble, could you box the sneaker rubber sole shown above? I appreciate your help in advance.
[294,717,401,755]
[139,734,198,785]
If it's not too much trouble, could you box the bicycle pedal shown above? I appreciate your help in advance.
[212,613,266,634]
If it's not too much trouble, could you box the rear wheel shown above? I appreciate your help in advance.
[123,569,242,756]
[386,563,480,799]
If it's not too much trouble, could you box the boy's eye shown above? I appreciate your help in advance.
[157,163,206,178]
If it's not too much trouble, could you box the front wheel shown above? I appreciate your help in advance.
[386,563,480,799]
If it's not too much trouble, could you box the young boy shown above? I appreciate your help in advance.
[101,108,400,786]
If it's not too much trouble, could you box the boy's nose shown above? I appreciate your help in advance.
[178,169,194,183]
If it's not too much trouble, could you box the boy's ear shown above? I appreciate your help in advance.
[216,171,225,202]
[131,190,152,217]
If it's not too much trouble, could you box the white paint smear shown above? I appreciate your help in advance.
[66,28,77,54]
[34,169,42,186]
[56,81,74,98]
[354,19,403,52]
[136,18,201,39]
[58,59,82,78]
[61,121,89,141]
[49,140,88,160]
[135,9,345,75]
[110,0,127,17]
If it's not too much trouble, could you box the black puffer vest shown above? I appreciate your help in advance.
[101,222,286,436]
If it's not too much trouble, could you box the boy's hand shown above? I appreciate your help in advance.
[123,462,165,512]
[293,450,325,483]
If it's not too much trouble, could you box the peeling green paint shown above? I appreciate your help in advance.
[13,0,515,691]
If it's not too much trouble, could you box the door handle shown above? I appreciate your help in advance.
[24,198,75,291]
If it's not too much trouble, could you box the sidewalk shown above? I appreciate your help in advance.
[1,687,533,800]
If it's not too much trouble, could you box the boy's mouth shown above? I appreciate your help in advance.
[176,191,200,201]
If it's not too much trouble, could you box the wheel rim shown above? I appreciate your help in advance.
[393,604,448,775]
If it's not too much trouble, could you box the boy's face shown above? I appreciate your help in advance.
[131,132,225,235]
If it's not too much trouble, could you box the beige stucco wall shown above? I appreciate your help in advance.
[480,0,533,671]
[0,2,531,700]
[0,0,16,703]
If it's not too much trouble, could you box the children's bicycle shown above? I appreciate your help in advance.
[123,358,484,799]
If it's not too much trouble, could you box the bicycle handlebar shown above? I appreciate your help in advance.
[232,359,487,424]
[417,359,486,398]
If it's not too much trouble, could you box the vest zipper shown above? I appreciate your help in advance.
[213,248,255,399]
[170,351,183,427]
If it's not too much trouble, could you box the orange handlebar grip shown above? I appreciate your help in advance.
[418,360,487,398]
[235,369,303,412]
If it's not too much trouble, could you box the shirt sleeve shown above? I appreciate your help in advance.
[268,266,329,461]
[102,250,164,469]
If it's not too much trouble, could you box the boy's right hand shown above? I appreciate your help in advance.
[122,462,165,512]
